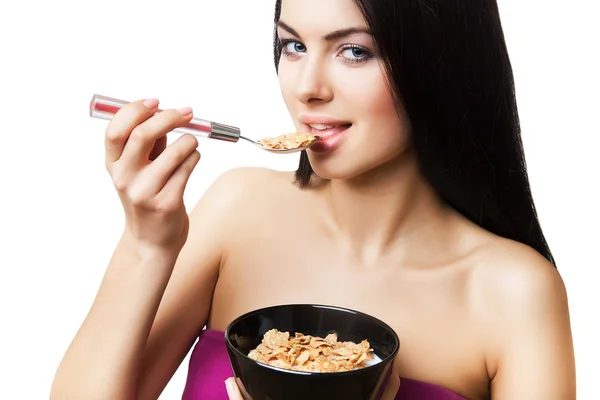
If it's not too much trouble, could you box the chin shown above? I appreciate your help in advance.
[310,164,363,181]
[308,154,381,181]
[307,148,408,183]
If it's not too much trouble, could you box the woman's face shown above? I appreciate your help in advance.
[277,0,409,181]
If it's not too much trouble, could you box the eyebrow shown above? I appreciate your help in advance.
[277,20,372,41]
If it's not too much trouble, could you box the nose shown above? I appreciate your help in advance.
[295,57,333,105]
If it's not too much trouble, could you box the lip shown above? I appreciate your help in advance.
[298,114,352,127]
[306,125,352,153]
[297,115,353,154]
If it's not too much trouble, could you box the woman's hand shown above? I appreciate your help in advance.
[104,98,201,252]
[224,370,401,400]
[224,377,245,399]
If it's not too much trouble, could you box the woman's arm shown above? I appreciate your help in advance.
[485,245,576,399]
[50,168,247,399]
[49,98,247,399]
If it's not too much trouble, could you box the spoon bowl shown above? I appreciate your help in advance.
[240,135,322,153]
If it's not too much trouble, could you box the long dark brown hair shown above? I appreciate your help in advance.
[272,0,555,266]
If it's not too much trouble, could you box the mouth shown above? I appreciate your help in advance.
[305,125,353,153]
[307,123,352,132]
[299,116,351,134]
[306,123,352,139]
[298,115,353,153]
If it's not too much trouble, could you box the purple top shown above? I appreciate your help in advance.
[182,329,466,400]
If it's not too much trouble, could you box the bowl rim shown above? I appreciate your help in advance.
[224,303,400,377]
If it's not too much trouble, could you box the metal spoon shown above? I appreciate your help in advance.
[89,94,321,154]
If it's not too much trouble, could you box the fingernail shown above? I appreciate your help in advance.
[177,107,193,116]
[224,378,234,395]
[143,98,159,109]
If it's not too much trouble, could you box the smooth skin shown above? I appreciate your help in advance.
[50,0,576,399]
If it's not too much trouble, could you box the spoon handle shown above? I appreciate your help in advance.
[89,94,241,142]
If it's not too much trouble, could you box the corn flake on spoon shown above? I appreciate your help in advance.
[89,94,321,154]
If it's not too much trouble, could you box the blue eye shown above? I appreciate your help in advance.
[338,45,373,64]
[341,47,367,60]
[282,40,306,54]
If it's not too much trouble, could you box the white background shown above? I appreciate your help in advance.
[0,0,598,398]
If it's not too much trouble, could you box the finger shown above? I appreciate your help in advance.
[139,134,199,195]
[105,98,159,164]
[380,369,401,400]
[149,135,167,161]
[120,107,194,166]
[157,148,201,201]
[225,378,244,400]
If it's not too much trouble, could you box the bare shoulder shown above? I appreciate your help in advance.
[189,166,297,226]
[199,166,292,198]
[193,166,294,204]
[470,237,568,318]
[466,233,575,398]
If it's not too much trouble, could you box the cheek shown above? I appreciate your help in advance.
[338,68,406,143]
[344,69,396,122]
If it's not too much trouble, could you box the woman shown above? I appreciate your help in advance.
[50,0,576,399]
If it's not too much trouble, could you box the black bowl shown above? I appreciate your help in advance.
[225,304,400,400]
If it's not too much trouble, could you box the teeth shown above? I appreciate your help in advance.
[309,124,336,130]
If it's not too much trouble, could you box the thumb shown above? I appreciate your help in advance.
[225,377,244,400]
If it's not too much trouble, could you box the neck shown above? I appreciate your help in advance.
[321,154,452,264]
